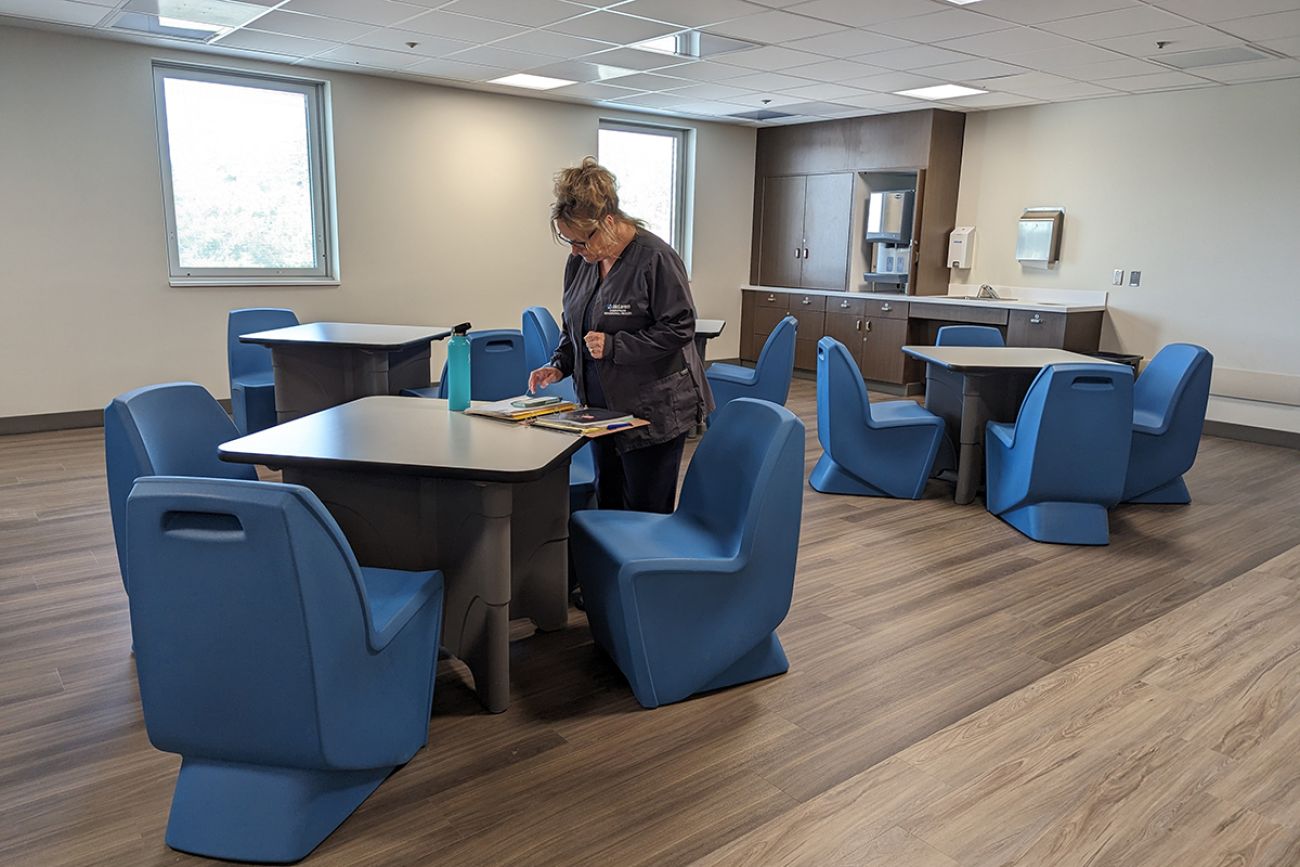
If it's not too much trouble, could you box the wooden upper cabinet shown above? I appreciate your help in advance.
[757,172,852,290]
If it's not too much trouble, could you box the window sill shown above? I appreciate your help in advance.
[169,277,342,288]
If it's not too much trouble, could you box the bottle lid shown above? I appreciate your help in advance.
[451,322,471,336]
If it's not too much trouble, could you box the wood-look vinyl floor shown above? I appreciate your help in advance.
[1,379,1298,866]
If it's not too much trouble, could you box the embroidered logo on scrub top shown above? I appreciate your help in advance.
[604,302,633,316]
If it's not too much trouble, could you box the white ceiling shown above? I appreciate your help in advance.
[3,0,1300,125]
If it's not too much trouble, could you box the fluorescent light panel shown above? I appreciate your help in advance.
[489,74,576,90]
[944,0,983,5]
[895,84,987,100]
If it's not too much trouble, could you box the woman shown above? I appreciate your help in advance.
[528,157,712,514]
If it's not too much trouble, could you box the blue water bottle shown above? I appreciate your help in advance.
[446,322,471,412]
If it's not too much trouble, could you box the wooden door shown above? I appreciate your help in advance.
[758,176,806,287]
[860,316,908,384]
[801,173,853,290]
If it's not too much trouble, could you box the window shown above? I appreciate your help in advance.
[598,121,689,256]
[152,64,337,285]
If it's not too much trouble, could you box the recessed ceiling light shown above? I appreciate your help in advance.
[944,0,983,5]
[489,74,576,90]
[894,84,987,100]
[632,31,759,59]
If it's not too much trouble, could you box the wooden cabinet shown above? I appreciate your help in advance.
[757,173,852,290]
[743,290,825,371]
[820,300,910,384]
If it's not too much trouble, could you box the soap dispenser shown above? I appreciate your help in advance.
[446,322,471,411]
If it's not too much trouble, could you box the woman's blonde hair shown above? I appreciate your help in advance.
[551,157,644,245]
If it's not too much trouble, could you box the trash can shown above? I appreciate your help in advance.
[1088,351,1142,376]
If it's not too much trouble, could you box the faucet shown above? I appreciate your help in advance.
[976,283,1000,299]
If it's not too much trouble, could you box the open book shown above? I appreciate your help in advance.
[463,396,577,422]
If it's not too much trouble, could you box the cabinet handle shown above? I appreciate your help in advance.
[855,319,862,331]
[881,302,892,312]
[839,300,850,309]
[1029,313,1043,324]
[865,319,872,333]
[801,297,812,305]
[803,247,809,258]
[766,294,776,302]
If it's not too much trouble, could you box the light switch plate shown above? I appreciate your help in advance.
[1112,269,1124,285]
[1129,270,1142,286]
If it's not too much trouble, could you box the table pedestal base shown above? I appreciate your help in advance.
[926,369,1035,505]
[272,344,432,423]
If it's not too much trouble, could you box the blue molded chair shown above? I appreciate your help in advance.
[126,476,444,864]
[705,315,797,424]
[228,308,298,435]
[402,329,527,401]
[1122,343,1213,504]
[570,398,805,708]
[105,382,257,593]
[810,337,946,499]
[522,306,562,373]
[985,363,1134,545]
[928,325,1006,475]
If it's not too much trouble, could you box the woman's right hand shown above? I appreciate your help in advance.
[528,365,563,394]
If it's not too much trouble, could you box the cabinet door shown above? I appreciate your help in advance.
[801,173,853,290]
[758,176,806,287]
[1007,310,1067,348]
[824,312,865,373]
[861,316,908,384]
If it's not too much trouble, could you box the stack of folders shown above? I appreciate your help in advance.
[532,407,642,436]
[464,395,577,422]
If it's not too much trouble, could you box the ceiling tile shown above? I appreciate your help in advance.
[970,0,1138,26]
[1147,0,1300,24]
[489,29,614,58]
[665,82,753,100]
[999,43,1125,71]
[722,71,820,90]
[215,28,337,57]
[609,91,694,107]
[651,60,752,81]
[781,59,895,82]
[667,99,753,115]
[942,90,1043,108]
[552,81,643,99]
[1261,35,1300,56]
[936,26,1078,57]
[716,45,827,70]
[854,44,972,70]
[0,0,110,26]
[1055,57,1170,80]
[596,70,692,89]
[438,0,586,27]
[865,9,1015,43]
[1095,25,1240,56]
[839,70,944,91]
[1039,6,1188,41]
[350,27,473,57]
[282,0,419,27]
[1217,10,1300,41]
[547,10,682,43]
[1079,70,1206,91]
[783,0,938,28]
[402,9,527,41]
[914,57,1028,81]
[248,9,375,41]
[313,43,428,68]
[527,59,640,81]
[777,81,865,100]
[584,46,685,70]
[966,70,1109,97]
[404,56,508,80]
[831,91,925,108]
[707,9,845,43]
[614,0,758,28]
[445,44,556,68]
[1193,57,1300,81]
[776,99,858,115]
[780,29,912,58]
[726,90,807,106]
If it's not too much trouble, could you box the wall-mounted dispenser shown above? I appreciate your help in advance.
[865,190,914,244]
[948,226,974,269]
[1017,207,1064,265]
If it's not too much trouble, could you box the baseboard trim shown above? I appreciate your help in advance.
[1,399,234,437]
[1204,420,1300,450]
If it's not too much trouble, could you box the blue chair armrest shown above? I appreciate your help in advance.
[358,566,445,651]
[1133,408,1165,436]
[871,400,945,430]
[987,421,1015,448]
[705,363,757,386]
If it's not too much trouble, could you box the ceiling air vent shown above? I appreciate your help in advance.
[1153,44,1282,69]
[727,109,797,121]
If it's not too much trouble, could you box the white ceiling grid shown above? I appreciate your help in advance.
[0,0,1297,125]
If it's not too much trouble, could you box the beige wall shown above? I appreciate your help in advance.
[953,78,1300,432]
[0,26,756,418]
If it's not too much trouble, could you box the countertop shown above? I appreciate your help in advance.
[741,285,1107,314]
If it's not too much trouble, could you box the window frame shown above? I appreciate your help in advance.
[151,62,339,286]
[597,119,691,259]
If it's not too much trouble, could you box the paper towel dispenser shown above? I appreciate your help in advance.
[1017,208,1064,265]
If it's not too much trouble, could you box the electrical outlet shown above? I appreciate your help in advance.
[1112,269,1124,286]
[1129,270,1142,287]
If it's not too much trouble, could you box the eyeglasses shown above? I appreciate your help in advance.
[555,226,598,249]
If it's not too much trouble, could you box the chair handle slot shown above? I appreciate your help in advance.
[162,510,245,538]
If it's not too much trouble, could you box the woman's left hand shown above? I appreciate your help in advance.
[583,331,607,359]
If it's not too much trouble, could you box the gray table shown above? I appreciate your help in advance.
[219,396,584,713]
[902,346,1120,505]
[694,318,726,361]
[239,322,452,423]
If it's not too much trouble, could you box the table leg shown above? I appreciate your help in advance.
[271,343,432,422]
[952,371,1037,506]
